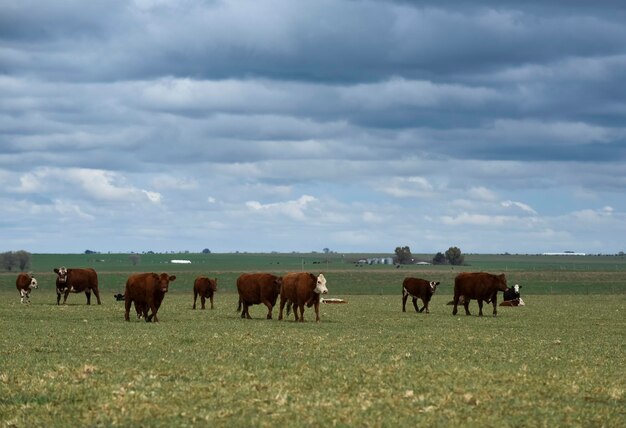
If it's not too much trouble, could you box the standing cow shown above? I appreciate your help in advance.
[124,273,176,322]
[402,277,440,313]
[236,273,282,319]
[54,267,101,305]
[16,273,38,304]
[452,272,509,317]
[278,273,328,323]
[193,276,217,310]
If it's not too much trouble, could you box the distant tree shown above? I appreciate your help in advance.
[85,249,96,254]
[15,250,31,271]
[202,248,211,254]
[432,252,447,265]
[1,252,17,271]
[129,254,141,266]
[445,246,465,265]
[394,246,413,265]
[323,248,330,254]
[619,251,625,257]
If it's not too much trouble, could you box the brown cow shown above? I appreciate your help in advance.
[124,273,176,322]
[452,272,509,317]
[193,276,217,309]
[53,267,101,305]
[278,273,328,322]
[402,277,440,313]
[236,273,282,319]
[16,273,38,304]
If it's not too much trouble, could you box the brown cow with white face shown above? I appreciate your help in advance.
[124,273,176,322]
[193,276,217,310]
[53,267,100,305]
[278,273,328,322]
[452,272,509,317]
[236,273,282,319]
[402,277,440,313]
[16,273,38,304]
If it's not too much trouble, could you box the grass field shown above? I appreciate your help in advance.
[1,253,625,426]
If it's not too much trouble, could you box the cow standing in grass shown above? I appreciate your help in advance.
[452,272,509,317]
[16,273,38,304]
[236,273,282,319]
[193,277,217,310]
[54,267,101,305]
[124,273,176,322]
[279,273,328,322]
[402,277,440,313]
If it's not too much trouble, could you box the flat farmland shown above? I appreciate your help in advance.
[1,253,625,427]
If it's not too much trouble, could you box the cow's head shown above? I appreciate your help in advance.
[29,277,38,289]
[157,273,176,293]
[54,267,68,283]
[429,281,440,293]
[273,276,283,293]
[314,274,328,294]
[513,284,521,294]
[497,273,509,292]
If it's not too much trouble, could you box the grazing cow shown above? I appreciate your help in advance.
[16,273,38,304]
[54,267,101,305]
[278,273,329,322]
[124,273,176,322]
[236,273,282,319]
[193,276,217,310]
[452,272,509,317]
[402,278,440,313]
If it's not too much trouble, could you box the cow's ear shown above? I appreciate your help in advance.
[435,282,440,286]
[169,275,176,281]
[53,268,59,274]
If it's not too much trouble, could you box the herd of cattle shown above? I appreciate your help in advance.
[15,268,523,322]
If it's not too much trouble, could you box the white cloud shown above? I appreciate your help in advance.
[469,186,497,202]
[501,200,537,215]
[246,195,318,221]
[379,176,433,198]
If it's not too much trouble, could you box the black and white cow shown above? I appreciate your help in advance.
[502,283,525,306]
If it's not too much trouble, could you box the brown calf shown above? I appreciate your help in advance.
[193,276,217,309]
[402,277,440,313]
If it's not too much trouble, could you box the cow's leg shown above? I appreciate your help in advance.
[402,293,408,312]
[20,290,25,304]
[201,295,206,310]
[93,288,102,305]
[420,298,429,313]
[210,295,214,309]
[452,293,460,315]
[262,299,273,319]
[314,301,321,322]
[85,291,91,305]
[492,295,498,317]
[463,299,471,316]
[412,297,420,313]
[63,290,70,304]
[193,291,197,309]
[124,299,132,321]
[57,291,61,305]
[298,304,305,322]
[477,299,484,316]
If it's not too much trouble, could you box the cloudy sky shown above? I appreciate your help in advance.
[1,0,625,254]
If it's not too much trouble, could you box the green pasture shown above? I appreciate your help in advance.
[1,253,625,426]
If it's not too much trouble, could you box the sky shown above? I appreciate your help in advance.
[1,0,626,254]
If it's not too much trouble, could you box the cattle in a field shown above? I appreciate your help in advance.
[16,273,38,304]
[54,267,101,305]
[452,272,509,317]
[503,284,522,302]
[124,273,176,322]
[193,276,217,310]
[402,278,440,313]
[236,273,282,319]
[279,273,328,322]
